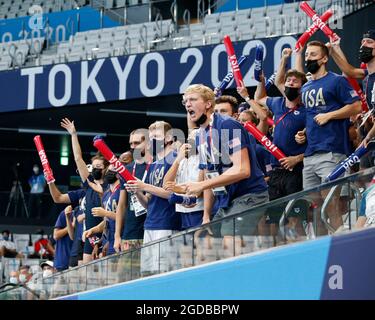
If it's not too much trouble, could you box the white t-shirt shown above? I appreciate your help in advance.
[0,239,16,251]
[175,155,204,213]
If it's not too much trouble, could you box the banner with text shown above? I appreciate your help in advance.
[0,35,297,113]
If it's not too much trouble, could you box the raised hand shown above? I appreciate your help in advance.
[61,118,77,135]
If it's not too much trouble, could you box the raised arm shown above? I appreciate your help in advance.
[64,205,75,240]
[47,181,71,203]
[254,73,268,105]
[329,42,366,79]
[237,80,269,120]
[61,118,89,182]
[295,47,305,73]
[275,48,292,95]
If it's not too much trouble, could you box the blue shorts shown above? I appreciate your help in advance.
[180,211,203,229]
[83,238,94,255]
[83,233,102,255]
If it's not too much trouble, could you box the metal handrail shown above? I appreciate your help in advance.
[155,12,163,38]
[340,182,362,229]
[0,282,40,299]
[124,36,131,55]
[197,0,220,23]
[8,43,25,69]
[183,9,191,30]
[321,185,340,233]
[140,24,148,51]
[278,198,298,239]
[170,0,177,24]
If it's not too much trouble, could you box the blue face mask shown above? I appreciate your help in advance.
[2,235,9,241]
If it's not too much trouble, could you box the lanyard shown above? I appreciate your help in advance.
[200,125,217,166]
[274,102,299,127]
[132,162,151,182]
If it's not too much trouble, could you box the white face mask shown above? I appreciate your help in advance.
[33,167,39,174]
[19,274,28,283]
[42,269,53,278]
[9,277,18,284]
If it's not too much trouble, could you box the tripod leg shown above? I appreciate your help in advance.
[18,182,30,219]
[4,185,16,217]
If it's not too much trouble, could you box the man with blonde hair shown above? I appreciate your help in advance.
[182,84,268,243]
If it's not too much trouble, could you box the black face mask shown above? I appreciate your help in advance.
[194,113,207,126]
[359,46,374,63]
[92,168,103,180]
[284,86,300,101]
[104,170,118,185]
[305,59,321,74]
[151,138,165,158]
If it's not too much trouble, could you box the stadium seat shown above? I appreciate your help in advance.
[189,23,205,37]
[221,18,237,37]
[204,12,220,25]
[235,8,251,25]
[93,49,111,59]
[266,4,283,18]
[281,2,299,16]
[219,11,235,24]
[191,35,205,47]
[116,0,126,8]
[67,52,83,62]
[12,234,29,254]
[250,7,266,20]
[297,13,309,34]
[251,17,268,39]
[205,21,221,37]
[315,0,333,10]
[237,20,253,41]
[268,15,284,37]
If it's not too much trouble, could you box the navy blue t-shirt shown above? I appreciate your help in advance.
[364,72,375,110]
[82,177,106,229]
[67,189,85,207]
[69,206,84,258]
[121,162,148,240]
[255,143,273,176]
[144,151,182,230]
[66,190,85,258]
[198,113,268,209]
[54,211,73,271]
[266,97,307,167]
[301,72,360,157]
[246,133,272,177]
[102,184,121,255]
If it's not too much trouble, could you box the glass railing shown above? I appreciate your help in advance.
[1,166,375,300]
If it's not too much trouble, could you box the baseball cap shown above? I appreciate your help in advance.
[40,260,54,269]
[363,30,375,40]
